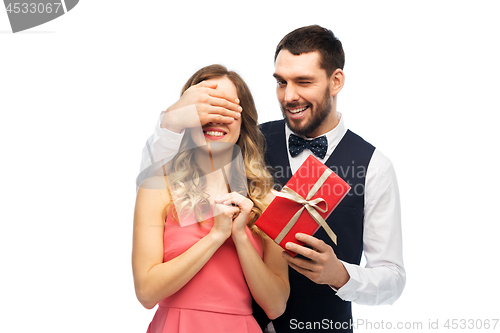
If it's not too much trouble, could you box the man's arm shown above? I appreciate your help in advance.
[335,150,405,305]
[139,112,186,173]
[137,81,242,187]
[283,149,405,305]
[136,111,188,188]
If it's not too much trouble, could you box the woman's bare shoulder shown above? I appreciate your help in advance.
[138,176,168,190]
[136,176,171,203]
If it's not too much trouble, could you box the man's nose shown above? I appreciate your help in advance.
[284,84,299,103]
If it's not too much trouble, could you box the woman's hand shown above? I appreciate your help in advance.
[214,191,290,320]
[211,201,239,241]
[214,192,254,238]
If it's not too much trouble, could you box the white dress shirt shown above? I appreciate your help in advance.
[284,113,405,305]
[139,116,184,174]
[139,113,406,305]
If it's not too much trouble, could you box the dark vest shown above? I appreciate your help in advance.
[255,120,375,332]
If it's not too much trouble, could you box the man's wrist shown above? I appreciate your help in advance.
[160,104,199,133]
[160,113,183,133]
[330,260,350,289]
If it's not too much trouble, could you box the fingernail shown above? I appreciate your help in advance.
[235,98,240,103]
[285,242,292,249]
[295,233,302,240]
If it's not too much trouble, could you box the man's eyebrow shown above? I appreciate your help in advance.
[295,76,315,81]
[273,73,316,81]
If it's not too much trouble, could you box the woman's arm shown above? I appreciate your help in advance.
[234,231,290,320]
[132,177,232,309]
[215,192,290,319]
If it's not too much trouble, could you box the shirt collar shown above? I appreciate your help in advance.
[285,112,347,154]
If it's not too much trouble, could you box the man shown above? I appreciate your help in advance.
[139,25,405,332]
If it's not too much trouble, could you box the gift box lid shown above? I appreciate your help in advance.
[256,155,350,256]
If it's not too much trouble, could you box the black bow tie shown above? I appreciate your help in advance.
[288,133,328,159]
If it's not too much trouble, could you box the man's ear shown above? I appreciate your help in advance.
[329,68,345,96]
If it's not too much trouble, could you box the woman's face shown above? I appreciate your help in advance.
[198,77,242,146]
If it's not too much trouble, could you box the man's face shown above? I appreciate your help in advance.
[274,50,334,138]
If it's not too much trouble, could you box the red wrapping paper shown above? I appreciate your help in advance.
[256,155,351,256]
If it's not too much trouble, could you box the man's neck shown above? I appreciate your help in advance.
[306,110,340,138]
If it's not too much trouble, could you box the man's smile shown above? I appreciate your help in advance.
[287,105,309,119]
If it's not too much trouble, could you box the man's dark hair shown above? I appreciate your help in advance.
[274,25,345,77]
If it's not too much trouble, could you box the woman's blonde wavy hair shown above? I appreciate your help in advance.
[166,65,273,230]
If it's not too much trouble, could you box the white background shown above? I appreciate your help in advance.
[1,1,499,332]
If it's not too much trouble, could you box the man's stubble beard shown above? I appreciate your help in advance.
[281,87,332,137]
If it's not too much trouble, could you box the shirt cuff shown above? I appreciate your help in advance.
[330,261,362,300]
[152,127,184,161]
[158,127,185,139]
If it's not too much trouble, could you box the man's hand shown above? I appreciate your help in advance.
[161,81,242,133]
[282,233,350,289]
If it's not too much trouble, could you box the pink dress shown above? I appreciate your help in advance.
[146,210,264,333]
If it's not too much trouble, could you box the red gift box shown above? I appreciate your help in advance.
[256,155,351,256]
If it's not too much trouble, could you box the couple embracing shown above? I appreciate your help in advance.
[132,25,405,333]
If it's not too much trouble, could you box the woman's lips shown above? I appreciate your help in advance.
[203,129,227,140]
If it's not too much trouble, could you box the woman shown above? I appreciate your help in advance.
[132,65,289,332]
